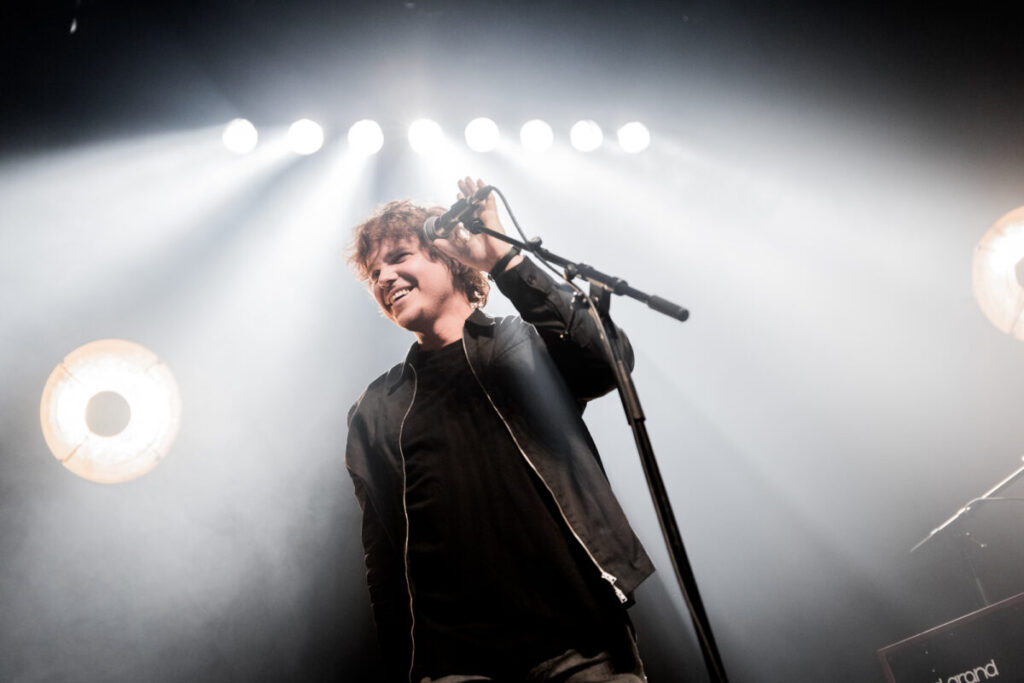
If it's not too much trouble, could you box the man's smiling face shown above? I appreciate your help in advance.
[368,237,465,337]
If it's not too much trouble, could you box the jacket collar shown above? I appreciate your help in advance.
[465,308,495,329]
[385,309,495,392]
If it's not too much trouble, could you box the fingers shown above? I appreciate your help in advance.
[456,177,484,224]
[456,176,487,200]
[454,176,500,234]
[481,180,497,211]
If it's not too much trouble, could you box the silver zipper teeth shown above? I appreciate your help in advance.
[461,339,628,605]
[397,365,419,683]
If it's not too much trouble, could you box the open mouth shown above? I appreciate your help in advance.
[388,286,413,309]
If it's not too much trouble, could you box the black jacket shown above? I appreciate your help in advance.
[345,257,655,681]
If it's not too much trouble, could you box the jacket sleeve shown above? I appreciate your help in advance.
[346,405,411,682]
[493,256,634,401]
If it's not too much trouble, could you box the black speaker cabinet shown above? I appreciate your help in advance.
[878,590,1024,682]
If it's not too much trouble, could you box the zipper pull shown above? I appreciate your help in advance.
[601,570,628,604]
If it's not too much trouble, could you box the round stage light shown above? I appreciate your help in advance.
[570,120,603,152]
[40,339,182,484]
[288,119,325,155]
[408,119,443,154]
[520,119,554,153]
[348,119,384,155]
[973,206,1024,340]
[222,118,258,154]
[617,121,651,153]
[465,117,500,152]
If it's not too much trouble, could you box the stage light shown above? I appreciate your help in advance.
[570,120,603,152]
[347,119,384,155]
[617,122,651,153]
[465,117,500,152]
[973,206,1024,340]
[40,339,182,484]
[288,119,325,155]
[222,118,258,154]
[408,119,443,154]
[520,119,554,153]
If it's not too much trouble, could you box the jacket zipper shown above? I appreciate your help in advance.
[461,340,629,605]
[397,365,419,683]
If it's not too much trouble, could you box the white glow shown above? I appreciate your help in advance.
[40,339,182,484]
[570,120,603,152]
[617,121,651,153]
[221,118,258,154]
[408,119,444,154]
[347,119,384,155]
[464,118,500,152]
[287,119,325,155]
[520,119,554,153]
[973,206,1024,339]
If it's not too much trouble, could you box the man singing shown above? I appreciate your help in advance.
[345,177,654,682]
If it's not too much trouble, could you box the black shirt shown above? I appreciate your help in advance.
[401,340,624,679]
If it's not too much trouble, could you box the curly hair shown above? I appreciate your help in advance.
[346,199,490,308]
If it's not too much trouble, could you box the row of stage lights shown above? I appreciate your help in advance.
[221,117,652,156]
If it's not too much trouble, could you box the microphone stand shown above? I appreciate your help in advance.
[464,219,729,682]
[910,457,1024,607]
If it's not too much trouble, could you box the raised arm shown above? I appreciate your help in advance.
[433,177,633,401]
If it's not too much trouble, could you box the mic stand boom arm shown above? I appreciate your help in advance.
[909,457,1024,607]
[465,220,729,682]
[500,232,689,322]
[911,457,1024,555]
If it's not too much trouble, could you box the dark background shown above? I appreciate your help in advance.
[2,1,1024,681]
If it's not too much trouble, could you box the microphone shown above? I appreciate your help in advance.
[423,185,493,240]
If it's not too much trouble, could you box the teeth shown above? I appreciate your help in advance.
[390,287,411,305]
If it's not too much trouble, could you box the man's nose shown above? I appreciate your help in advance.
[377,264,398,287]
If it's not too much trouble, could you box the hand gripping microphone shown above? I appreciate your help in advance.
[423,186,494,240]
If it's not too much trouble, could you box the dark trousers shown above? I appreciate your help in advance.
[419,624,646,683]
